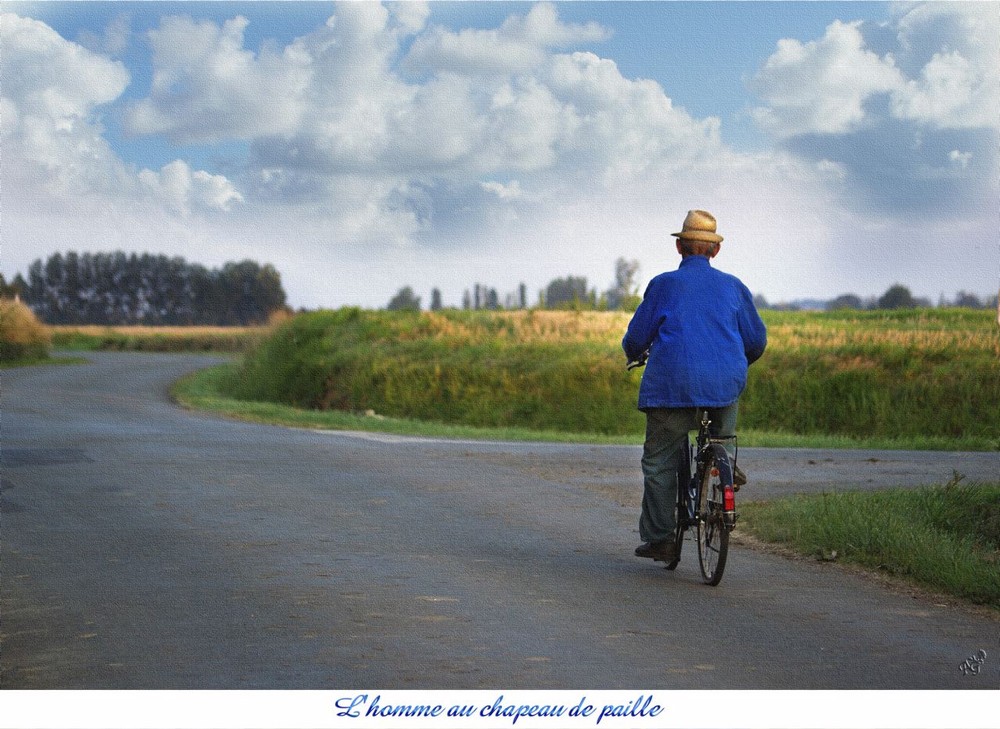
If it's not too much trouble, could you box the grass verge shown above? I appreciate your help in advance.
[739,480,1000,608]
[174,362,994,450]
[1,355,88,369]
[221,308,999,448]
[172,363,639,444]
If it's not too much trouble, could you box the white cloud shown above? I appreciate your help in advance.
[1,11,245,237]
[749,5,998,224]
[139,160,244,215]
[948,150,972,170]
[0,14,129,121]
[404,2,608,77]
[889,4,1000,130]
[546,52,723,181]
[228,2,723,233]
[752,6,1000,137]
[386,0,430,36]
[480,180,523,200]
[1,12,134,198]
[125,15,311,143]
[751,20,902,137]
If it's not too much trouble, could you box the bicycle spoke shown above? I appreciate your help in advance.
[697,450,731,586]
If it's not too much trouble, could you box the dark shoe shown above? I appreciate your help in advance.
[635,540,678,562]
[733,464,747,491]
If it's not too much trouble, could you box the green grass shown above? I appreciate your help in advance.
[740,480,1000,607]
[218,307,999,450]
[172,363,637,444]
[174,362,994,450]
[225,308,647,435]
[745,308,1000,444]
[1,354,88,369]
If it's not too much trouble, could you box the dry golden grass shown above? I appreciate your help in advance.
[49,324,270,337]
[766,320,998,354]
[410,309,631,343]
[1,298,51,361]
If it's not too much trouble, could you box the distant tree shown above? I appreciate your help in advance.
[430,288,443,311]
[952,291,983,308]
[828,294,863,310]
[215,260,287,325]
[876,284,916,310]
[752,293,770,310]
[387,286,421,311]
[518,282,527,309]
[545,276,594,309]
[21,251,287,324]
[465,283,501,310]
[605,258,640,310]
[0,273,25,299]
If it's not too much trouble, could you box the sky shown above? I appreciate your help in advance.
[2,1,998,310]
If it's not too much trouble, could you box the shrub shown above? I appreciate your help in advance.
[1,299,52,363]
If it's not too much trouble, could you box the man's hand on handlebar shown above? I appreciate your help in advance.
[627,350,649,370]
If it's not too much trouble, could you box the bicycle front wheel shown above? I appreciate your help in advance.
[696,447,731,586]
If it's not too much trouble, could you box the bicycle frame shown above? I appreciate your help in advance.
[671,411,738,583]
[677,410,739,531]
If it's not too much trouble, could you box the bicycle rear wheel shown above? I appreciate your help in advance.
[696,447,731,585]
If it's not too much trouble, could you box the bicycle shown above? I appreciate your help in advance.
[628,354,739,585]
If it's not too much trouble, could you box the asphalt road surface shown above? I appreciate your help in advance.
[2,353,997,690]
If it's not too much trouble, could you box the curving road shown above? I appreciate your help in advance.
[1,353,997,690]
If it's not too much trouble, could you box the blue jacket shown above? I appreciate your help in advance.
[622,256,766,410]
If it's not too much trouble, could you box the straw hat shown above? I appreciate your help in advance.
[672,210,723,243]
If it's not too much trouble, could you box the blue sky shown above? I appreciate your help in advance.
[3,2,997,309]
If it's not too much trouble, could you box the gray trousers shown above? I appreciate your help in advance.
[639,404,738,544]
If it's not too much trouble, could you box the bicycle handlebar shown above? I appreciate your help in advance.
[626,350,649,370]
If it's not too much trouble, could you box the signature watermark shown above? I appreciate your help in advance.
[958,649,987,676]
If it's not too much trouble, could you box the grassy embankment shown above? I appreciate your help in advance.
[196,306,999,451]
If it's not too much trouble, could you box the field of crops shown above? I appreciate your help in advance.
[49,324,270,353]
[221,307,999,450]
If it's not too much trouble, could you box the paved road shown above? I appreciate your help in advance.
[1,353,997,690]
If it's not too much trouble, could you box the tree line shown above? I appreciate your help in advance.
[388,258,643,312]
[756,284,1000,312]
[4,252,287,325]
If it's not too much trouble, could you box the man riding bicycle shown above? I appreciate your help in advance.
[623,210,767,563]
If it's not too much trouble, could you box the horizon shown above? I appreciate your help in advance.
[3,1,998,309]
